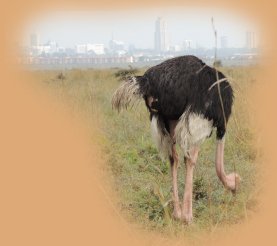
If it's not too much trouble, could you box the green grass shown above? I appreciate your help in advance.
[32,65,260,237]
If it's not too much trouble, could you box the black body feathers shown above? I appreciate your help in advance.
[135,55,233,139]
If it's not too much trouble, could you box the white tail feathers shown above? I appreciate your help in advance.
[112,76,142,112]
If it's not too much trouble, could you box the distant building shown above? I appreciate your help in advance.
[30,44,51,56]
[30,33,40,47]
[30,33,41,55]
[75,43,105,55]
[220,36,228,49]
[29,35,63,56]
[36,45,51,55]
[109,39,125,53]
[47,40,58,53]
[154,17,169,53]
[169,44,182,52]
[76,44,87,54]
[183,40,193,50]
[87,44,105,55]
[246,31,256,49]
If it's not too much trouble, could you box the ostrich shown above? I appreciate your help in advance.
[111,55,241,224]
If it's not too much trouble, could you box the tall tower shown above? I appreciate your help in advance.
[30,33,40,47]
[154,17,168,53]
[246,31,256,49]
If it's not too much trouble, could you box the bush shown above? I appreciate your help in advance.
[114,66,139,80]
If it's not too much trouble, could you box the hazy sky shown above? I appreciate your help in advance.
[23,7,258,49]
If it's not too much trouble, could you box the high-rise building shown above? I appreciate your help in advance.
[154,17,169,53]
[220,36,228,49]
[30,33,40,47]
[246,31,256,49]
[183,40,193,50]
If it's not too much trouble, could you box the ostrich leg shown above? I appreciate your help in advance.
[181,146,199,224]
[215,138,241,192]
[169,144,181,219]
[169,121,181,219]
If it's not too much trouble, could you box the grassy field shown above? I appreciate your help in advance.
[33,65,260,237]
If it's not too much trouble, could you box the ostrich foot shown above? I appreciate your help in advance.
[225,172,241,192]
[181,211,193,224]
[172,207,182,220]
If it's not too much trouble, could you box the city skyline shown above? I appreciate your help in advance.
[26,28,258,58]
[23,8,259,50]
